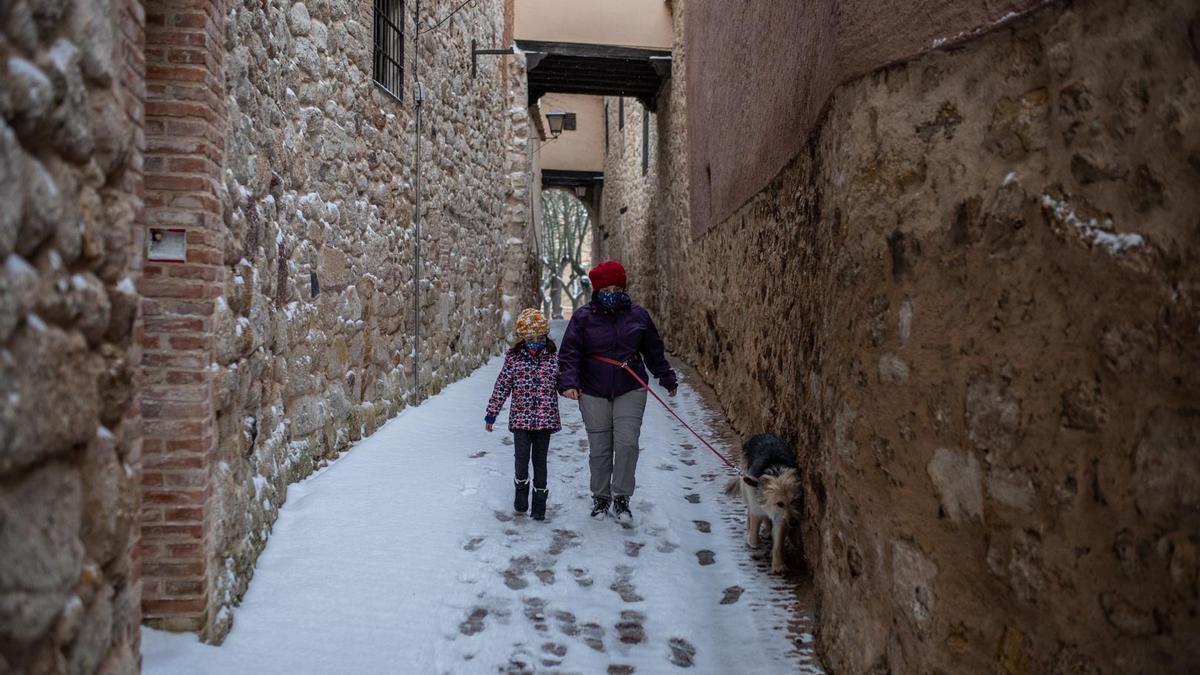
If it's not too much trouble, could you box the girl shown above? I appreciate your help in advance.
[485,308,561,521]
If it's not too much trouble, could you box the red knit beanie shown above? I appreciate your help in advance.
[588,260,627,290]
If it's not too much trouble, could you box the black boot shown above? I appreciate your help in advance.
[514,479,530,514]
[613,496,632,524]
[590,496,610,519]
[531,488,549,521]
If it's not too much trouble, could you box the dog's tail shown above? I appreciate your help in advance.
[723,477,741,496]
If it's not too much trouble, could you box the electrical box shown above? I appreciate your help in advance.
[147,227,187,263]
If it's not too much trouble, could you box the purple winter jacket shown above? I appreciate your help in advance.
[558,298,678,399]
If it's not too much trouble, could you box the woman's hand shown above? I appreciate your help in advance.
[485,423,494,432]
[562,388,580,400]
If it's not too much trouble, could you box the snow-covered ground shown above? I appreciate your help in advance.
[143,322,822,674]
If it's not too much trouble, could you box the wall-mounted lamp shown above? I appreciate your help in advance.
[545,111,568,138]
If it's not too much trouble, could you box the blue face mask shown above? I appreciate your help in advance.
[598,290,629,310]
[525,338,547,352]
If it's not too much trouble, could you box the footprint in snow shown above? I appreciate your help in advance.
[501,436,514,445]
[569,567,594,588]
[685,493,701,504]
[582,622,605,651]
[609,565,643,603]
[535,568,556,585]
[553,610,579,636]
[696,550,716,566]
[615,610,646,644]
[668,637,697,668]
[692,520,711,534]
[523,596,549,632]
[720,585,745,605]
[463,536,485,551]
[608,666,635,675]
[502,555,535,590]
[548,529,580,555]
[624,541,645,558]
[469,450,487,458]
[458,607,488,636]
[494,511,514,523]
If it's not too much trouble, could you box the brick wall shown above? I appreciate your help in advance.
[138,0,227,636]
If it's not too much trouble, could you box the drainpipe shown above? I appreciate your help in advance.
[412,0,423,402]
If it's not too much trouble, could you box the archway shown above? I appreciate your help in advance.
[540,188,594,319]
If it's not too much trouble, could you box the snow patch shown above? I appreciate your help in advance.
[5,254,35,277]
[1041,194,1145,255]
[26,313,48,332]
[7,56,51,92]
[117,277,137,295]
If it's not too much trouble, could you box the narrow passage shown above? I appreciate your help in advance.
[143,323,821,674]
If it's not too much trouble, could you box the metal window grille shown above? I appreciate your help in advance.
[373,0,404,100]
[618,97,624,129]
[564,113,577,131]
[641,106,649,175]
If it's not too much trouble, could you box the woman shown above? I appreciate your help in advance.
[558,260,677,523]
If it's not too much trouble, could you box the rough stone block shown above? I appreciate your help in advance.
[0,461,84,643]
[927,447,983,523]
[1,323,102,472]
[891,540,937,637]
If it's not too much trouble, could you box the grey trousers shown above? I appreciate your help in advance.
[579,390,648,498]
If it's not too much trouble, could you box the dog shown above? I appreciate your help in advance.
[724,433,803,573]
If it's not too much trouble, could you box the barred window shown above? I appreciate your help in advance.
[373,0,404,100]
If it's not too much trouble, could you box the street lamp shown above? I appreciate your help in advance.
[545,111,567,138]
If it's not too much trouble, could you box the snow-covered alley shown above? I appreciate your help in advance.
[142,323,822,674]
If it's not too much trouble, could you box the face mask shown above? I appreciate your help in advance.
[598,290,629,309]
[525,338,547,352]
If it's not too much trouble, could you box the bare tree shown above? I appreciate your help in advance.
[540,190,592,318]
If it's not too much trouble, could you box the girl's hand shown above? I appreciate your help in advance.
[485,423,494,432]
[562,389,580,401]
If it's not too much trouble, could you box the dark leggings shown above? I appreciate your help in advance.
[514,429,551,490]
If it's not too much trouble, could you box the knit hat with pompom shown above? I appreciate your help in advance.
[515,308,549,340]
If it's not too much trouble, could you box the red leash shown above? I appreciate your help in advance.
[588,355,742,476]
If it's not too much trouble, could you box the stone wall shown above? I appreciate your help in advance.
[598,95,658,305]
[0,0,145,669]
[138,0,539,641]
[600,0,1200,671]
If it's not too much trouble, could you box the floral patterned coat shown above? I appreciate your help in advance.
[484,345,562,432]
